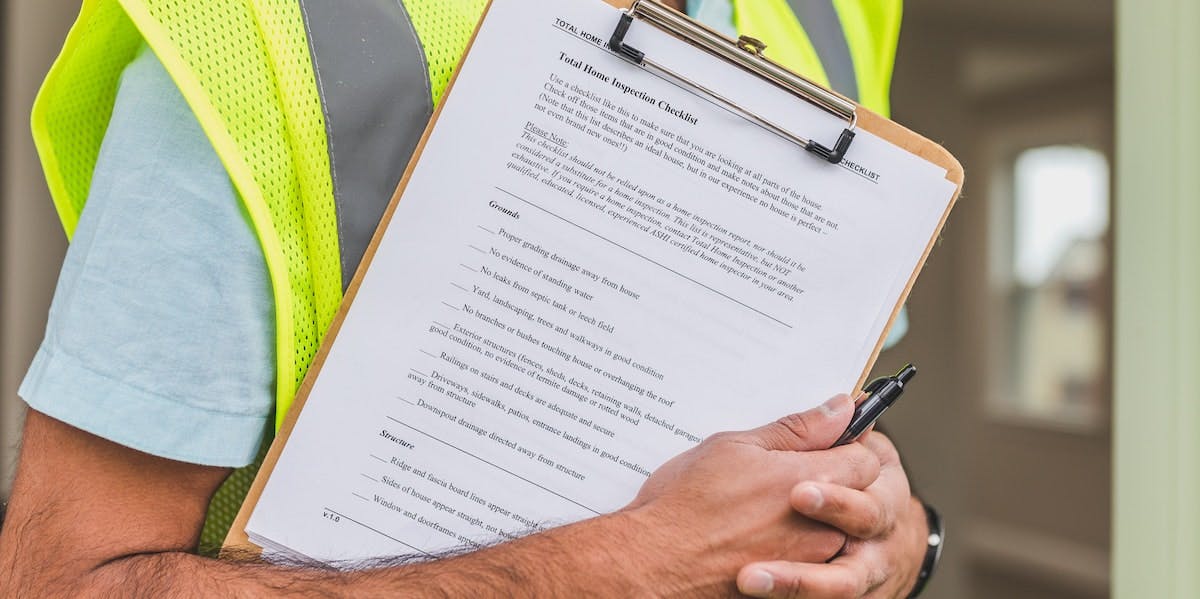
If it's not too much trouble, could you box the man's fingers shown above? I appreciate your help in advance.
[748,442,881,491]
[790,482,892,540]
[737,555,884,599]
[740,394,855,451]
[786,443,881,490]
[859,432,901,468]
[856,432,912,509]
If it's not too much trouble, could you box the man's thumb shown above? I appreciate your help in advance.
[743,394,855,451]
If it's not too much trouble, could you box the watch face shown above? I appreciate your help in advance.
[926,504,945,567]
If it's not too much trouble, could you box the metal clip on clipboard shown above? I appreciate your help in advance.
[608,0,857,164]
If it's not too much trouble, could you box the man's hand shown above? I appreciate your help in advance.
[623,393,885,596]
[736,432,929,599]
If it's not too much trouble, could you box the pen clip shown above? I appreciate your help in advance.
[860,375,890,397]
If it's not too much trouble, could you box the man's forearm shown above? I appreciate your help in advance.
[6,404,910,599]
[74,511,708,599]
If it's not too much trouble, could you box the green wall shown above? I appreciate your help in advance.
[1114,0,1200,596]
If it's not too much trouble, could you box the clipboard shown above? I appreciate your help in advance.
[223,0,963,554]
[601,0,962,393]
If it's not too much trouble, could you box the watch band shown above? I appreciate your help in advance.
[906,502,944,598]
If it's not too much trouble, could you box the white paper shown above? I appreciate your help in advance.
[245,0,957,562]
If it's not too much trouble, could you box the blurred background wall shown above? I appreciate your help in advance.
[0,2,1114,598]
[883,1,1113,598]
[1,0,74,499]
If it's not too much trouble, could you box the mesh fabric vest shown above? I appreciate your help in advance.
[32,0,898,553]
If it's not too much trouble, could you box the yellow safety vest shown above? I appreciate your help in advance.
[32,0,900,550]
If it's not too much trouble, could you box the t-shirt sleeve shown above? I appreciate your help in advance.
[19,43,276,467]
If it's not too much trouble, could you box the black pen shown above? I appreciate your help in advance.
[832,364,916,447]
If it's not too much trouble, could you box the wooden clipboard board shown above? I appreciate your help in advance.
[223,0,963,554]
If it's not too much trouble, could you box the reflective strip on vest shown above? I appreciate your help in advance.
[297,0,435,289]
[784,0,858,102]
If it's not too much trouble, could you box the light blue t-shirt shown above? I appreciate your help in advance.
[20,44,275,467]
[21,5,907,468]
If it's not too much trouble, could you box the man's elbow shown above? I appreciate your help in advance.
[0,516,150,598]
[2,546,191,599]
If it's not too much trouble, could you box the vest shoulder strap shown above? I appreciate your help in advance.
[832,0,902,116]
[119,0,343,424]
[31,0,345,552]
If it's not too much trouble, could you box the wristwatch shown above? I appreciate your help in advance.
[906,502,944,598]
